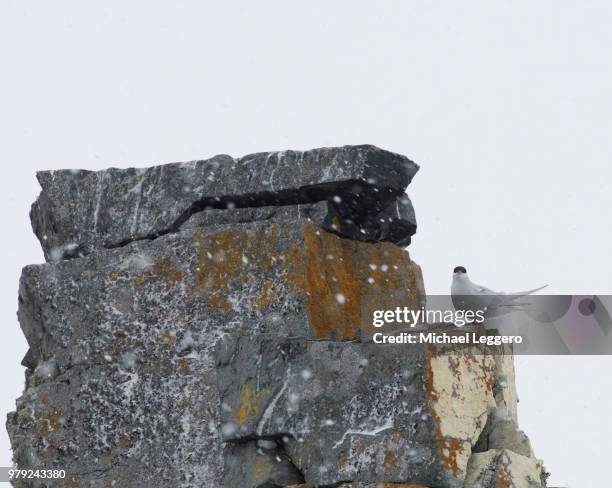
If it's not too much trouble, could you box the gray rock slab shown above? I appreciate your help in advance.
[30,145,419,261]
[222,441,304,488]
[487,420,533,458]
[215,335,460,487]
[8,218,424,487]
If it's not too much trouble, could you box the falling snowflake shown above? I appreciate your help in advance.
[301,369,313,380]
[221,422,238,437]
[256,439,277,449]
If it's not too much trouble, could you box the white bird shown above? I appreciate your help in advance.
[451,266,547,318]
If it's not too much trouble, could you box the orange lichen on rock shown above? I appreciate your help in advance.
[299,222,424,340]
[192,225,282,295]
[210,293,233,312]
[162,332,177,345]
[383,446,399,471]
[254,282,280,311]
[439,437,466,478]
[496,464,513,488]
[151,257,186,290]
[36,407,64,437]
[33,407,64,460]
[191,225,292,316]
[188,221,423,340]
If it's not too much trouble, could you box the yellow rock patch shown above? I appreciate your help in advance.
[236,384,269,426]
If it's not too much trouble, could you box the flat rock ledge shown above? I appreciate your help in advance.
[7,146,549,488]
[31,145,418,262]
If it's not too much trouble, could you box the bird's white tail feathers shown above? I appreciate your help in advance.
[507,284,548,299]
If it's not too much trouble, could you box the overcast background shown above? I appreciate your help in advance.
[1,1,611,486]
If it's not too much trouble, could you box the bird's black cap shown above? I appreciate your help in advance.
[453,266,467,274]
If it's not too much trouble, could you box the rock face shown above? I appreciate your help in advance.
[8,146,548,487]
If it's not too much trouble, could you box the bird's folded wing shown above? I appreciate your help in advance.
[473,283,498,295]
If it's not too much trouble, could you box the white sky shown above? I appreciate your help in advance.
[1,1,611,486]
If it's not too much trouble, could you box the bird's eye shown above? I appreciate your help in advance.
[453,266,467,274]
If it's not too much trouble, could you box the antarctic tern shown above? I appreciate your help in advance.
[451,266,547,318]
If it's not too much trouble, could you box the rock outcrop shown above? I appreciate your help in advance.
[8,145,548,487]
